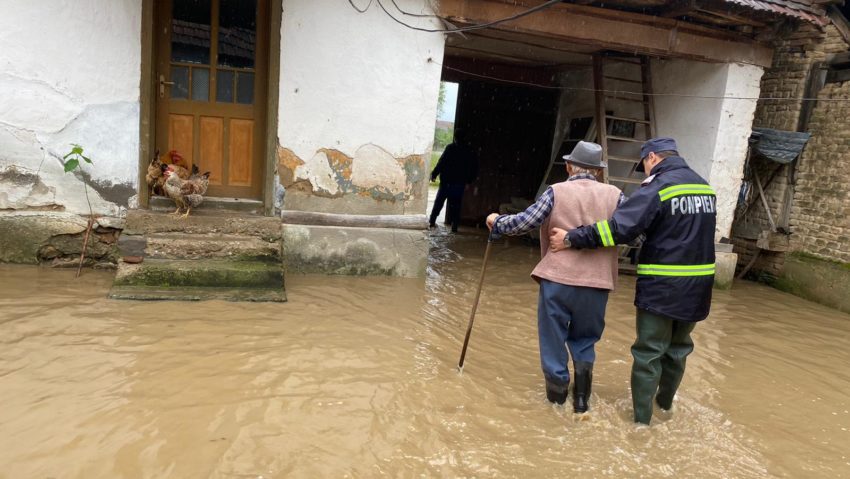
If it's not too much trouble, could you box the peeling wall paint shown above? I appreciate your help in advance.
[0,0,141,216]
[277,0,443,216]
[278,146,428,215]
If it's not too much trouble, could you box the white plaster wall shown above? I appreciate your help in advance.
[652,59,762,239]
[0,0,141,215]
[652,59,728,181]
[278,0,444,197]
[710,63,763,239]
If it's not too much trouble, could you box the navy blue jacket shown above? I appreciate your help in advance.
[567,156,716,322]
[431,143,478,185]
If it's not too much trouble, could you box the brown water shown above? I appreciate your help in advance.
[1,230,849,478]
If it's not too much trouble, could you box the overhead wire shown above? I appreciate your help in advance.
[348,0,373,14]
[388,0,441,18]
[371,0,563,33]
[432,59,850,102]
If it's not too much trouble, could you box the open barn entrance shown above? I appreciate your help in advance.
[434,29,653,238]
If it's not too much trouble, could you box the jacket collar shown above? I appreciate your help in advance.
[649,156,689,176]
[568,172,598,182]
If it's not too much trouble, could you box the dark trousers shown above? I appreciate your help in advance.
[429,183,465,231]
[631,309,696,424]
[537,279,608,389]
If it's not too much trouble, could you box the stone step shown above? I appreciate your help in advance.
[149,196,264,214]
[111,258,284,290]
[144,233,281,261]
[108,285,286,302]
[125,209,281,240]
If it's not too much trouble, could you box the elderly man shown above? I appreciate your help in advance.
[486,141,624,414]
[549,137,716,424]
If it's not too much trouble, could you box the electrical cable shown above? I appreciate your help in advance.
[431,59,850,102]
[348,0,373,14]
[388,0,441,18]
[371,0,563,33]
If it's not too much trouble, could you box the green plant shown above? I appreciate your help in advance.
[62,144,96,277]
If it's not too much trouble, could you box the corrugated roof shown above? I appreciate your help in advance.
[724,0,829,26]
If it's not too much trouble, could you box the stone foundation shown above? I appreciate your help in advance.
[773,254,850,314]
[283,224,428,277]
[0,211,121,268]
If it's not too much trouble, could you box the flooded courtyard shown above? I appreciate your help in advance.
[1,230,849,478]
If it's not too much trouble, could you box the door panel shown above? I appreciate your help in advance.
[229,119,254,186]
[155,0,267,199]
[199,117,224,186]
[168,114,194,164]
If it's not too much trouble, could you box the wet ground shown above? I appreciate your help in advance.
[1,229,849,478]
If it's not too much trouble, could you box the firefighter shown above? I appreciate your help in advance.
[548,137,717,425]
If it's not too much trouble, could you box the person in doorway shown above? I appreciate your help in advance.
[429,129,478,232]
[549,137,716,425]
[485,141,625,414]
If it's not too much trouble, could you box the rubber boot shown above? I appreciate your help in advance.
[572,361,593,414]
[545,379,568,405]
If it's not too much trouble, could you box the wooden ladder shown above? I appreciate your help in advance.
[593,53,656,271]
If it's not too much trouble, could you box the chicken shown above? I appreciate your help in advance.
[163,165,211,218]
[147,150,191,197]
[145,150,164,197]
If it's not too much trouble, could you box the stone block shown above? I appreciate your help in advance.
[714,251,737,290]
[0,212,87,264]
[283,224,427,277]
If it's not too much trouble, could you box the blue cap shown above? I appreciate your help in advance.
[638,137,678,173]
[640,137,678,160]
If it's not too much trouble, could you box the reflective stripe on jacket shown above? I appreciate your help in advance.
[567,156,716,322]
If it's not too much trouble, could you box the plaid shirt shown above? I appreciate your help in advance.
[492,174,626,236]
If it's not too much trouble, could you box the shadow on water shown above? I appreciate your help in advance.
[0,231,849,477]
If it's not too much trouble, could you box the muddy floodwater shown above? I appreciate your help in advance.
[1,230,849,478]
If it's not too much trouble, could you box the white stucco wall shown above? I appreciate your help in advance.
[710,63,763,240]
[652,59,728,182]
[0,0,141,215]
[278,0,445,211]
[653,59,763,239]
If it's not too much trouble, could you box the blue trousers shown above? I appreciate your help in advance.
[537,279,608,387]
[429,183,465,230]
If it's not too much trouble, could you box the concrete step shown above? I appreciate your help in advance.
[144,233,281,261]
[149,196,264,214]
[125,209,281,240]
[108,285,286,302]
[112,258,283,289]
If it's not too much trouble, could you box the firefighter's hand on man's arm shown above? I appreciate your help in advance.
[549,227,568,252]
[486,213,499,231]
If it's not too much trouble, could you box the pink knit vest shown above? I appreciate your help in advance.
[531,179,622,291]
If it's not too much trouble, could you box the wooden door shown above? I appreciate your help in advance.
[155,0,268,199]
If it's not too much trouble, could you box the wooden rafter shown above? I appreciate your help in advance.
[439,0,774,67]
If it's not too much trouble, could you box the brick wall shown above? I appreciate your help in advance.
[790,80,850,262]
[733,22,850,276]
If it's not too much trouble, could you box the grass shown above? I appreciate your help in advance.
[430,151,441,186]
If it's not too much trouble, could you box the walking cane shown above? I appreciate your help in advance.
[458,232,500,372]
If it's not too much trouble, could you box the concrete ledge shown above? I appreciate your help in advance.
[714,251,737,290]
[0,211,89,264]
[774,254,850,314]
[283,224,427,277]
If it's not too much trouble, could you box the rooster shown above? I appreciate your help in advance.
[163,165,211,218]
[146,150,191,197]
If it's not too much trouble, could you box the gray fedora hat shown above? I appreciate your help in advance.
[563,141,606,169]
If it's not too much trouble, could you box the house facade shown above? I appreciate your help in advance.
[0,0,833,288]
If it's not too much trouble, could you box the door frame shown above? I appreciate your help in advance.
[138,0,281,216]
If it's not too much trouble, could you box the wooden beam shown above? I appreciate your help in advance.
[446,45,557,66]
[661,0,699,19]
[438,0,774,67]
[441,55,560,86]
